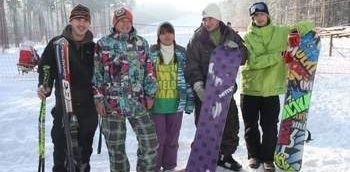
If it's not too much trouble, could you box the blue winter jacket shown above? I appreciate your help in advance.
[149,44,195,114]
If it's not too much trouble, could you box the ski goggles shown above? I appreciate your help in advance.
[249,2,269,16]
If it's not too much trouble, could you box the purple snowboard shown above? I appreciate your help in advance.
[186,44,242,172]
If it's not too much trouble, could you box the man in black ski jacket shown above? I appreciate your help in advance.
[37,4,97,172]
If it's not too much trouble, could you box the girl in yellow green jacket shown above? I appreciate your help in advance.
[240,2,313,171]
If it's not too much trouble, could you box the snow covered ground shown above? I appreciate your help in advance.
[0,32,349,172]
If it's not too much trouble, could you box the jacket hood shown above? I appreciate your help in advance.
[110,26,138,42]
[193,21,230,45]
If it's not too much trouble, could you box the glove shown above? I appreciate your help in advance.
[288,32,301,47]
[193,81,204,101]
[37,85,51,100]
[283,50,294,63]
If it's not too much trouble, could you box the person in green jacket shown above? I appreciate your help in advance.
[240,2,313,171]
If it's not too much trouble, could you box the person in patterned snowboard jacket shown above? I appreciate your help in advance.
[92,7,158,172]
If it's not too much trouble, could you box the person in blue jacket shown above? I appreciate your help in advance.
[149,22,195,172]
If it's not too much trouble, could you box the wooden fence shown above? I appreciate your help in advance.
[319,26,350,56]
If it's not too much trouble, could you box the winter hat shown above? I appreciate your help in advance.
[157,22,176,45]
[202,3,222,21]
[69,4,91,22]
[157,22,175,37]
[249,2,269,16]
[112,7,133,26]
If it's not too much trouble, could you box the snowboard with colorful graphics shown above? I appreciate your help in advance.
[274,31,320,171]
[186,42,243,172]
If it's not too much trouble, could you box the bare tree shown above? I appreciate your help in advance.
[4,0,347,50]
[0,0,139,49]
[8,0,21,47]
[220,0,253,31]
[0,0,9,49]
[268,0,349,27]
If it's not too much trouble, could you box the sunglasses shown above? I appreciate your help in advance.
[249,3,267,16]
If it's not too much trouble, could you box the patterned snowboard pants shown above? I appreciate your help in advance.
[102,112,158,172]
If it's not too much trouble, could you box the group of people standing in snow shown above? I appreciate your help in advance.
[37,1,314,172]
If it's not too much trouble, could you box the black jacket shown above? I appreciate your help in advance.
[185,22,247,86]
[38,25,95,107]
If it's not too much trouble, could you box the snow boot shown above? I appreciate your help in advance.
[263,161,275,172]
[217,154,242,171]
[248,158,260,169]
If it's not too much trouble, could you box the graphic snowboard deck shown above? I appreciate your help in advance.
[186,44,242,172]
[274,31,320,171]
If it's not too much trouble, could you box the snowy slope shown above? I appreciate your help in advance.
[0,35,349,172]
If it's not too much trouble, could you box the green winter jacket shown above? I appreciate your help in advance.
[241,21,313,97]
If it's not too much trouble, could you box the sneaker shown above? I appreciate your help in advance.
[248,158,260,169]
[263,162,275,172]
[217,154,242,171]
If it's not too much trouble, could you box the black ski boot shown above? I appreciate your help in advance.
[217,154,242,171]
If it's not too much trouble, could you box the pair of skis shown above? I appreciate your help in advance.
[55,37,80,172]
[38,37,80,172]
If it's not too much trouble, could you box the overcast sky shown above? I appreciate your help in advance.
[135,0,219,13]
